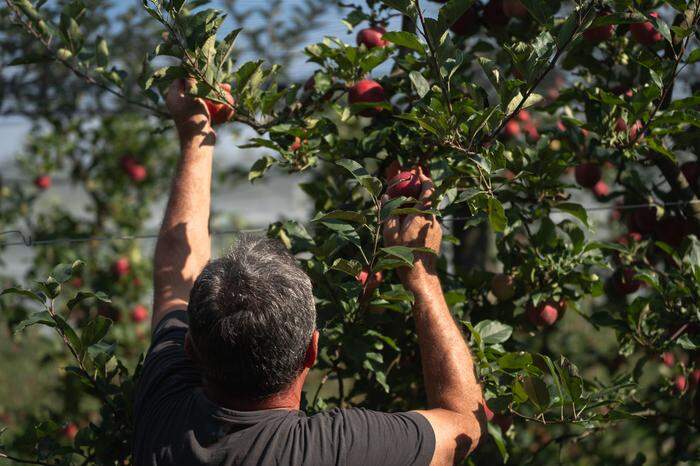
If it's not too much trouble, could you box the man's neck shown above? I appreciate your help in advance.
[203,381,302,412]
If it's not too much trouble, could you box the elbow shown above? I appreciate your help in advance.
[454,409,486,460]
[461,414,485,457]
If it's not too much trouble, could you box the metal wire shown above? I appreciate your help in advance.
[2,200,699,249]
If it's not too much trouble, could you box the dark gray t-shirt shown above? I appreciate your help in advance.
[133,311,435,466]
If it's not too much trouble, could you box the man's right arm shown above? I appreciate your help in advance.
[383,171,485,465]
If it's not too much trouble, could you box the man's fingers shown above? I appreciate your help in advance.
[383,216,400,242]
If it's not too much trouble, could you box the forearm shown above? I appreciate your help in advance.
[153,133,214,319]
[405,265,483,417]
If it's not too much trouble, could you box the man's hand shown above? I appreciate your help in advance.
[382,168,442,288]
[166,79,215,146]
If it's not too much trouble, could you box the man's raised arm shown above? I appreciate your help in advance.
[152,79,216,328]
[383,170,485,465]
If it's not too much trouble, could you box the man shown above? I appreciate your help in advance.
[133,79,485,465]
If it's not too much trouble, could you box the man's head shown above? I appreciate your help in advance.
[186,235,317,399]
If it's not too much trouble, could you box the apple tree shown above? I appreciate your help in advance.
[1,0,700,464]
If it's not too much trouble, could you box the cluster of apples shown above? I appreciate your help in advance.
[503,110,540,142]
[663,352,700,395]
[583,11,664,46]
[432,0,529,36]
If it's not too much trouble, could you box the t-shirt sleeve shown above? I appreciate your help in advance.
[134,310,202,415]
[305,408,435,466]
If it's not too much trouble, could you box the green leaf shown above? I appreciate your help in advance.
[474,320,513,345]
[67,291,111,311]
[438,0,476,30]
[556,202,589,227]
[248,155,276,182]
[487,198,507,233]
[380,246,415,266]
[51,260,83,283]
[522,375,550,411]
[520,0,559,25]
[409,71,430,98]
[380,0,416,17]
[0,287,46,306]
[687,49,700,65]
[81,316,112,348]
[14,310,54,333]
[330,258,362,277]
[487,422,509,462]
[95,36,109,67]
[498,352,532,370]
[336,159,369,179]
[313,210,367,224]
[382,31,425,55]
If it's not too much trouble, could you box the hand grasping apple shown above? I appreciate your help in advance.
[382,167,442,284]
[166,79,235,144]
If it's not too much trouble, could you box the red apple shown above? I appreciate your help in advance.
[204,83,235,125]
[348,79,386,117]
[130,304,149,323]
[63,423,78,441]
[583,24,615,43]
[384,160,401,181]
[493,413,513,433]
[503,0,528,18]
[630,12,663,46]
[628,120,643,140]
[356,267,384,297]
[357,26,387,49]
[503,120,521,139]
[681,161,698,187]
[574,163,602,188]
[691,369,700,387]
[127,164,147,182]
[483,403,495,422]
[523,122,540,142]
[483,0,508,27]
[450,7,479,36]
[387,170,421,199]
[614,117,629,134]
[516,110,531,122]
[491,273,515,302]
[290,136,303,152]
[69,277,84,288]
[612,267,641,295]
[616,232,643,246]
[112,257,130,278]
[631,206,658,234]
[583,12,615,44]
[34,175,51,190]
[592,180,609,198]
[661,352,675,368]
[675,375,687,393]
[526,301,559,327]
[654,216,688,248]
[304,75,317,92]
[120,154,137,170]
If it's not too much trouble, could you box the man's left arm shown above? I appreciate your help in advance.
[152,79,216,328]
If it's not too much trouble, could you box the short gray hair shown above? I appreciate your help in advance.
[187,235,316,398]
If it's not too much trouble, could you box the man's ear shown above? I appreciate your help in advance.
[304,330,319,369]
